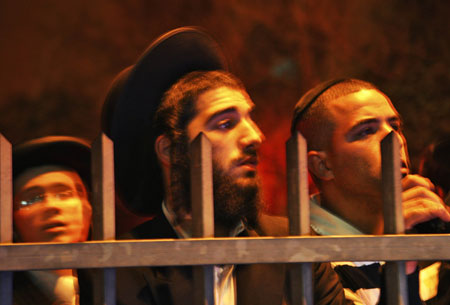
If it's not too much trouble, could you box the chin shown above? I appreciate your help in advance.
[235,176,259,189]
[50,235,80,243]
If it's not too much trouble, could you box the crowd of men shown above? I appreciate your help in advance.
[8,27,450,305]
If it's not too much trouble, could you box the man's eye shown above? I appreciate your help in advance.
[217,119,235,130]
[357,126,376,138]
[55,190,74,200]
[20,195,45,207]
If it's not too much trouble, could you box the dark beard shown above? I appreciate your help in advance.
[169,140,261,230]
[212,165,260,229]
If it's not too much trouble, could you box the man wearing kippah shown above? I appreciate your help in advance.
[291,79,450,305]
[103,27,348,305]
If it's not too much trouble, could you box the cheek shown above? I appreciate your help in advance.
[63,200,91,242]
[13,210,41,241]
[210,140,234,167]
[333,143,381,175]
[81,201,92,237]
[13,209,39,226]
[83,201,92,223]
[65,200,87,224]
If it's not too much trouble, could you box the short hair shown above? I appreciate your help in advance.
[154,70,245,144]
[292,79,378,151]
[419,138,450,194]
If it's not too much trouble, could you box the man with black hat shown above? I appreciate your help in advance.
[290,78,450,304]
[13,136,93,305]
[103,27,348,305]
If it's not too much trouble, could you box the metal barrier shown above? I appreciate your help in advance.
[0,132,449,305]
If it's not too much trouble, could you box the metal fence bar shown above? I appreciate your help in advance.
[190,133,215,305]
[0,135,12,305]
[0,131,448,305]
[1,235,450,270]
[381,132,408,305]
[91,133,116,305]
[286,132,312,305]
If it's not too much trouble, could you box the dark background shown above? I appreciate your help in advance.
[1,0,449,222]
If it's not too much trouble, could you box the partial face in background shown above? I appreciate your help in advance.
[13,166,92,243]
[325,89,409,201]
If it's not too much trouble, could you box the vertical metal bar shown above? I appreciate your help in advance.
[191,133,214,238]
[0,134,13,305]
[286,132,313,305]
[91,133,116,305]
[381,131,408,305]
[190,133,215,305]
[287,132,310,236]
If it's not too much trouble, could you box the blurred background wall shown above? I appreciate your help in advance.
[1,0,449,225]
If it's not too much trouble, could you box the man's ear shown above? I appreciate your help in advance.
[307,150,334,181]
[155,135,171,167]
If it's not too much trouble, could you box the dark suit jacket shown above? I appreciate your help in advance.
[116,213,349,305]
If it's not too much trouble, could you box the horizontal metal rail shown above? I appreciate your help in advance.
[0,234,449,271]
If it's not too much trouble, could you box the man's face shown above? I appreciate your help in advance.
[13,167,92,243]
[325,89,409,201]
[187,86,265,187]
[169,86,264,227]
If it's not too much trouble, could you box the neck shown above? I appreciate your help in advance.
[320,184,384,235]
[52,269,74,277]
[164,199,241,238]
[214,221,242,238]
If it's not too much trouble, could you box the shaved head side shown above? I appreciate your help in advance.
[293,79,379,151]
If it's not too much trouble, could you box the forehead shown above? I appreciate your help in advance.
[15,167,83,192]
[194,86,254,115]
[328,89,399,125]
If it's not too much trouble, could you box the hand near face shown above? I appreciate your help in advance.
[402,174,450,230]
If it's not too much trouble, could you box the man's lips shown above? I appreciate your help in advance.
[42,221,66,232]
[237,156,258,169]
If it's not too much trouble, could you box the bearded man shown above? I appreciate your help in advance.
[102,27,348,305]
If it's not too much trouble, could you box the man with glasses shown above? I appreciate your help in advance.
[13,136,93,305]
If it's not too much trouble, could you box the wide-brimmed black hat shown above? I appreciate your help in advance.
[101,26,228,215]
[13,136,91,188]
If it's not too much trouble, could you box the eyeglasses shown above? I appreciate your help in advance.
[16,190,76,210]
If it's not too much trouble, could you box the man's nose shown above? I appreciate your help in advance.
[240,119,265,148]
[381,124,408,163]
[381,124,405,147]
[42,196,64,214]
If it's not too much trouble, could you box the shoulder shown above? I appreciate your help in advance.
[118,213,177,240]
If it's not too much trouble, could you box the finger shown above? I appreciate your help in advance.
[402,185,443,203]
[403,199,450,229]
[405,261,417,275]
[402,174,435,191]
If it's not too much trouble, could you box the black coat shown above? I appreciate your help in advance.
[116,213,350,305]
